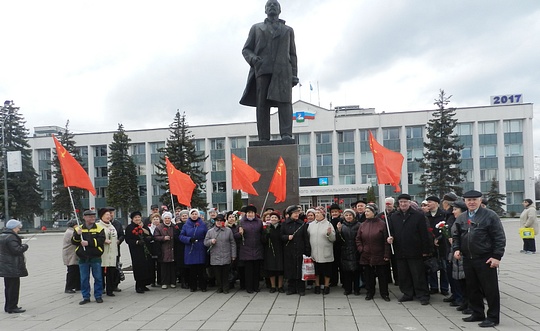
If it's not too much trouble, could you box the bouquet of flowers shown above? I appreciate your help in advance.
[435,221,450,239]
[132,225,151,258]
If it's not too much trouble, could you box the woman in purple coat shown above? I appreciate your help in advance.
[179,209,208,292]
[238,205,264,293]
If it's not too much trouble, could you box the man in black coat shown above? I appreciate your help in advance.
[388,194,432,305]
[240,0,299,141]
[281,205,311,296]
[453,190,506,328]
[0,220,28,314]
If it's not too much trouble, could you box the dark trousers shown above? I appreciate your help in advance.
[188,264,206,291]
[330,259,341,286]
[397,258,429,299]
[65,264,81,291]
[243,260,261,292]
[287,278,306,294]
[255,75,293,140]
[428,258,449,292]
[151,258,161,285]
[4,277,20,312]
[341,269,361,293]
[102,266,116,295]
[458,278,469,308]
[364,264,389,296]
[161,262,176,286]
[463,257,500,323]
[523,238,536,252]
[213,264,231,291]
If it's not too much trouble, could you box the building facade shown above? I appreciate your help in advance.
[28,101,534,225]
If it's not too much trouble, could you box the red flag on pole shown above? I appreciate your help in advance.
[368,131,404,192]
[166,157,196,207]
[231,153,260,196]
[52,135,96,196]
[268,156,287,203]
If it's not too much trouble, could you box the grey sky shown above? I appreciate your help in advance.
[1,0,538,153]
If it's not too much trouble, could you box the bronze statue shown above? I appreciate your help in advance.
[240,0,299,142]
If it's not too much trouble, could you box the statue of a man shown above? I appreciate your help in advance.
[240,0,299,142]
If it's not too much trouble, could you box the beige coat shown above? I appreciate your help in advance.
[307,219,336,263]
[98,220,118,267]
[62,227,78,266]
[520,205,538,236]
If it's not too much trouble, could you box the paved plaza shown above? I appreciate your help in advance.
[0,219,539,330]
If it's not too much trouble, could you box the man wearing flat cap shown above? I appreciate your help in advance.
[452,190,506,328]
[387,193,432,305]
[72,209,106,305]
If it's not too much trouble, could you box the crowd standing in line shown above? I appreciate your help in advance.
[17,188,530,328]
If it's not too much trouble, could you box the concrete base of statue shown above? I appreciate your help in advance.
[246,141,299,214]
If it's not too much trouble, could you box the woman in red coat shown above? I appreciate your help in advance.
[356,204,391,301]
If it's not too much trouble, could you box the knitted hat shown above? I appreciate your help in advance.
[129,211,142,219]
[6,219,22,229]
[342,209,356,217]
[162,212,173,220]
[189,209,200,217]
[315,206,326,216]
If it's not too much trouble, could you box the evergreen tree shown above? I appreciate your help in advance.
[51,121,86,220]
[233,190,243,211]
[366,186,377,204]
[156,111,208,210]
[107,124,142,222]
[418,90,465,198]
[0,100,43,223]
[486,178,506,216]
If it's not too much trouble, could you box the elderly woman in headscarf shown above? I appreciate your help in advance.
[179,209,208,292]
[356,203,391,301]
[154,211,176,289]
[307,206,336,294]
[97,208,119,297]
[124,211,154,293]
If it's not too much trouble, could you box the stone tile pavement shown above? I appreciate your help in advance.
[0,219,539,330]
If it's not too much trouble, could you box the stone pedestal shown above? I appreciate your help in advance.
[247,142,299,214]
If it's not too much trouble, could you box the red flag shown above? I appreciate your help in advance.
[166,157,196,207]
[231,153,260,196]
[268,157,287,203]
[369,131,404,192]
[52,135,96,196]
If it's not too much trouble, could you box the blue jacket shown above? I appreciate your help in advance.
[179,218,208,265]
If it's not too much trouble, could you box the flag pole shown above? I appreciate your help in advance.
[379,184,394,255]
[261,191,270,214]
[67,187,85,251]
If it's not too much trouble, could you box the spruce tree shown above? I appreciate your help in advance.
[233,190,243,211]
[366,186,377,204]
[0,101,43,223]
[418,90,465,198]
[107,124,142,222]
[156,111,208,210]
[486,178,506,216]
[51,121,86,220]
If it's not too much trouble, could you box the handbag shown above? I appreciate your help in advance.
[423,256,440,273]
[519,227,535,239]
[301,255,316,281]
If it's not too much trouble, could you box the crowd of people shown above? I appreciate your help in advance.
[55,191,538,328]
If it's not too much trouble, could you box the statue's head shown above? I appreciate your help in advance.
[265,0,281,17]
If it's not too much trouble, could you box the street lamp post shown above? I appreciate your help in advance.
[2,100,10,222]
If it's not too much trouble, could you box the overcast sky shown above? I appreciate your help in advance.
[1,0,539,153]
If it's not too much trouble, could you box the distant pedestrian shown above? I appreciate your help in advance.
[0,219,29,314]
[520,199,537,254]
